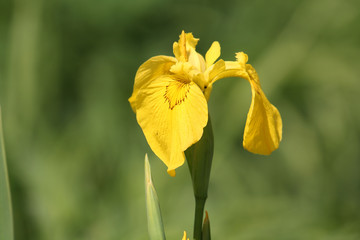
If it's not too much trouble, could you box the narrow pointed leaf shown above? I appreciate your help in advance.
[0,107,14,240]
[145,154,166,240]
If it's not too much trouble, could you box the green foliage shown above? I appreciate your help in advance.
[1,0,360,239]
[145,154,166,240]
[0,107,14,240]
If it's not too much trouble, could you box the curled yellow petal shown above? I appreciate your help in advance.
[235,51,248,66]
[204,59,247,100]
[206,59,247,85]
[129,56,176,112]
[136,76,208,175]
[243,65,282,155]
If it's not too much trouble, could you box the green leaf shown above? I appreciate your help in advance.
[145,154,166,240]
[0,106,14,240]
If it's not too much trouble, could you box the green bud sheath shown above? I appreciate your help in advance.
[202,211,211,240]
[185,115,214,240]
[145,154,166,240]
[185,114,214,199]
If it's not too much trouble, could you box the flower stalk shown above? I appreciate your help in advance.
[194,198,206,240]
[185,115,214,239]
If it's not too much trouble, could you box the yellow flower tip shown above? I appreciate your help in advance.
[167,169,176,177]
[184,32,199,49]
[204,210,209,223]
[202,210,211,239]
[182,231,189,240]
[235,52,248,65]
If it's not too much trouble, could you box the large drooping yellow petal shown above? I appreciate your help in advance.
[205,52,282,154]
[243,65,282,155]
[136,76,208,175]
[129,56,176,112]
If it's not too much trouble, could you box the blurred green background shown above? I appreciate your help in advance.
[1,0,360,239]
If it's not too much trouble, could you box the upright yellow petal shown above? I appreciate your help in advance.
[173,31,187,61]
[205,41,220,68]
[129,56,176,112]
[173,31,205,73]
[243,65,282,155]
[173,31,199,62]
[136,76,208,175]
[188,51,206,73]
[185,32,205,72]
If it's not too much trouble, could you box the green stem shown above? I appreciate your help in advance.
[194,197,206,240]
[185,115,213,240]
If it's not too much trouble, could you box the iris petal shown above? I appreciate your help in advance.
[129,56,176,112]
[205,41,221,68]
[243,65,282,155]
[173,31,199,62]
[136,76,208,175]
[206,52,282,154]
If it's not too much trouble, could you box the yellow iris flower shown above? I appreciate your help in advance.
[129,31,282,176]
